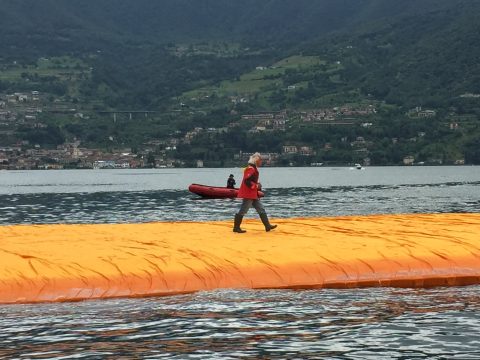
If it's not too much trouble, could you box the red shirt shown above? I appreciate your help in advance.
[237,165,259,199]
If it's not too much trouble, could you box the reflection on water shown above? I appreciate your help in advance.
[0,287,479,359]
[1,181,480,225]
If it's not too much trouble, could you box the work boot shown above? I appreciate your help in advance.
[233,214,246,233]
[259,213,277,232]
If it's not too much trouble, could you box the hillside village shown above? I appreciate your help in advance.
[0,89,375,169]
[0,87,470,169]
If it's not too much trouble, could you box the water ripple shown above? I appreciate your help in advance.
[1,181,480,225]
[0,287,479,359]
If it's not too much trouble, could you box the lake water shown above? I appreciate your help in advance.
[0,166,479,359]
[1,166,480,224]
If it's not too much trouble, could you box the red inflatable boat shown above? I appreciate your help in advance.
[188,183,265,199]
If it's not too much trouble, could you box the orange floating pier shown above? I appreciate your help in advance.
[1,213,480,304]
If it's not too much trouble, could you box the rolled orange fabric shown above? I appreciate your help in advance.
[1,213,479,304]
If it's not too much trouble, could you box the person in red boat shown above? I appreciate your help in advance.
[226,174,236,189]
[233,152,277,233]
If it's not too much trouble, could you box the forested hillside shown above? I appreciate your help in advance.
[1,0,480,167]
[0,0,464,56]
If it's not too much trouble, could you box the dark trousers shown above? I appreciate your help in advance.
[237,199,266,216]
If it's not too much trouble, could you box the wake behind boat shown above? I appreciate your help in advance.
[188,183,265,199]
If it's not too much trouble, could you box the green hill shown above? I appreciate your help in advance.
[0,0,466,55]
[1,0,480,165]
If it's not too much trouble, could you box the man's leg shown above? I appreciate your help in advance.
[233,199,253,233]
[253,200,277,232]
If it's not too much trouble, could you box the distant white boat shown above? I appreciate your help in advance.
[349,163,365,170]
[310,162,324,167]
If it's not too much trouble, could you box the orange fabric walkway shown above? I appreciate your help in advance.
[1,213,480,304]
